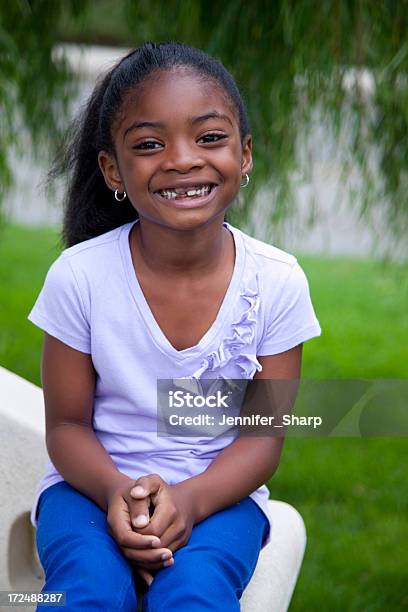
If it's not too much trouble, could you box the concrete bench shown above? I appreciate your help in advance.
[0,365,306,611]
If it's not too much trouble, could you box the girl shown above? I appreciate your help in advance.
[28,41,321,611]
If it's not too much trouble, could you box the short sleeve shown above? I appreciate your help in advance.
[257,260,321,356]
[27,254,91,354]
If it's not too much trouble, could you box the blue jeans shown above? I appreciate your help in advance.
[35,481,270,611]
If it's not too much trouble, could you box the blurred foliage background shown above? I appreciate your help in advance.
[1,0,407,251]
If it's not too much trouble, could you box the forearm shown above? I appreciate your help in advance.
[184,436,284,523]
[46,424,131,512]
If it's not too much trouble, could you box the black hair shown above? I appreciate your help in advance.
[52,41,251,247]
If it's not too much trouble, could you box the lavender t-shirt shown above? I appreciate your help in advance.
[27,219,322,547]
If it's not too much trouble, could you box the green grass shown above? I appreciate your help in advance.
[1,223,407,611]
[0,224,62,380]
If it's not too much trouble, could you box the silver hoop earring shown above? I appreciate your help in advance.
[240,173,250,188]
[114,189,127,202]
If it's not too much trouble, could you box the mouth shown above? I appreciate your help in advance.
[153,183,218,208]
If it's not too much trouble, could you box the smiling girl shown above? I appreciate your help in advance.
[28,42,321,611]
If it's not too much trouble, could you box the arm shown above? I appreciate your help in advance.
[41,332,175,576]
[182,344,303,523]
[41,332,131,511]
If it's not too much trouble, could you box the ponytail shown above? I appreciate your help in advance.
[50,69,137,248]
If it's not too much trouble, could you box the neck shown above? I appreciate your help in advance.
[130,216,231,278]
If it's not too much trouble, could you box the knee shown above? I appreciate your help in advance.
[39,579,137,612]
[144,549,242,611]
[40,537,138,611]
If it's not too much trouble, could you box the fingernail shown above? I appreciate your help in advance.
[131,486,146,497]
[151,538,161,548]
[133,514,149,528]
[161,552,172,561]
[164,558,174,567]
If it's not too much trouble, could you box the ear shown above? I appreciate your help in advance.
[241,134,253,176]
[98,151,125,193]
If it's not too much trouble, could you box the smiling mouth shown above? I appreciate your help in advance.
[153,184,217,200]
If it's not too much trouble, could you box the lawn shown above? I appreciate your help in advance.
[1,223,407,611]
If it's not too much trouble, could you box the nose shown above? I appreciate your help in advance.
[160,139,205,173]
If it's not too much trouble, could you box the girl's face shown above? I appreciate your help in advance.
[99,69,252,231]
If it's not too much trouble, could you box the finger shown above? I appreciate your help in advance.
[165,535,187,554]
[129,474,164,504]
[128,476,165,532]
[143,495,175,538]
[129,479,178,544]
[121,546,174,567]
[128,479,150,528]
[128,494,153,530]
[136,566,154,586]
[109,495,159,550]
[133,557,174,571]
[129,484,150,499]
[160,524,191,553]
[155,523,185,551]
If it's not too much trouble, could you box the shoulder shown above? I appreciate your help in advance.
[40,223,131,306]
[233,222,316,308]
[230,223,301,291]
[61,223,128,265]
[237,226,297,269]
[47,222,130,281]
[228,228,322,356]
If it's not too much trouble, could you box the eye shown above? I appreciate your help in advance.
[198,133,227,144]
[133,141,162,150]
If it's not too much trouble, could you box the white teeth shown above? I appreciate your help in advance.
[158,185,213,199]
[161,190,177,198]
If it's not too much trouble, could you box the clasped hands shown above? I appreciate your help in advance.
[106,474,197,586]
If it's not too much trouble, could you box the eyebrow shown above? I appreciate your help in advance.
[123,111,233,139]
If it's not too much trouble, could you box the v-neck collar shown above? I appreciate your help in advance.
[119,218,246,362]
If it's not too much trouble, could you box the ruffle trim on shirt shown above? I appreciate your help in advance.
[187,272,263,380]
